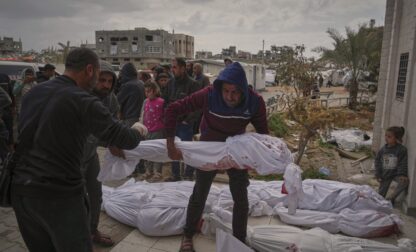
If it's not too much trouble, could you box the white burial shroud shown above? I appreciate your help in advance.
[98,133,294,182]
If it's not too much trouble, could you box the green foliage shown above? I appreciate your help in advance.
[268,113,289,137]
[302,168,329,180]
[313,22,383,109]
[252,173,284,181]
[318,138,334,149]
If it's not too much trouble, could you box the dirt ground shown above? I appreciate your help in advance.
[270,105,376,182]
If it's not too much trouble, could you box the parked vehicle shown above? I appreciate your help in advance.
[0,61,40,81]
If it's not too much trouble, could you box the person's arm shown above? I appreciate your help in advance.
[165,88,207,159]
[139,99,147,124]
[13,81,23,96]
[86,97,143,150]
[0,88,12,109]
[250,96,269,134]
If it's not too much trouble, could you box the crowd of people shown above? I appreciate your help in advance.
[0,48,409,252]
[0,49,267,252]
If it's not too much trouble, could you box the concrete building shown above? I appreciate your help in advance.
[195,51,213,59]
[96,28,182,69]
[373,0,416,215]
[80,43,96,53]
[190,59,266,91]
[221,46,237,58]
[0,36,22,55]
[237,50,252,60]
[173,34,194,59]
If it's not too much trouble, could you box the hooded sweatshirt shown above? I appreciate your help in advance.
[165,62,268,142]
[13,68,36,113]
[117,63,145,127]
[82,60,120,162]
[375,143,408,179]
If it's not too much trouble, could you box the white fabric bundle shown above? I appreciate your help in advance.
[101,179,399,238]
[299,179,392,213]
[102,180,221,236]
[274,207,402,237]
[98,133,294,181]
[202,213,403,252]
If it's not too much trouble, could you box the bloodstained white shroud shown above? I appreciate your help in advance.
[98,132,295,182]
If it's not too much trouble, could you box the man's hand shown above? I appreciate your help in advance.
[131,122,148,136]
[167,137,183,160]
[109,146,126,159]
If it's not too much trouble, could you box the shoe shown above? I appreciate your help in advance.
[91,230,115,247]
[179,236,194,252]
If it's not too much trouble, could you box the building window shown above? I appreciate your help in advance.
[145,35,153,41]
[396,52,409,100]
[120,37,128,41]
[131,42,138,53]
[124,58,130,61]
[133,37,138,41]
[153,35,161,42]
[145,46,161,53]
[110,37,119,42]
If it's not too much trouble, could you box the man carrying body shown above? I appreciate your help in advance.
[165,62,268,251]
[11,48,147,252]
[81,60,120,247]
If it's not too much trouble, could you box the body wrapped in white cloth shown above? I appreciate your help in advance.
[98,133,294,181]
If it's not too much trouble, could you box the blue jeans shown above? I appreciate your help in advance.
[171,123,195,179]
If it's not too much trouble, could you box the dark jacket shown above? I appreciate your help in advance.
[82,60,121,162]
[165,62,268,142]
[117,63,145,127]
[195,73,210,89]
[167,73,201,124]
[36,72,50,83]
[12,75,142,198]
[375,143,408,179]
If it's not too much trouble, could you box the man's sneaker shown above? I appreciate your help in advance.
[179,236,194,252]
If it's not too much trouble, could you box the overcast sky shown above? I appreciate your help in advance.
[0,0,386,56]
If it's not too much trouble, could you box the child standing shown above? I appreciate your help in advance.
[140,81,165,182]
[375,126,409,204]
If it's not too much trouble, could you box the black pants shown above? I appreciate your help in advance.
[11,192,92,252]
[184,168,249,242]
[82,153,102,233]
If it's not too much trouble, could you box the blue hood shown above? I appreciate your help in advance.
[209,62,258,118]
